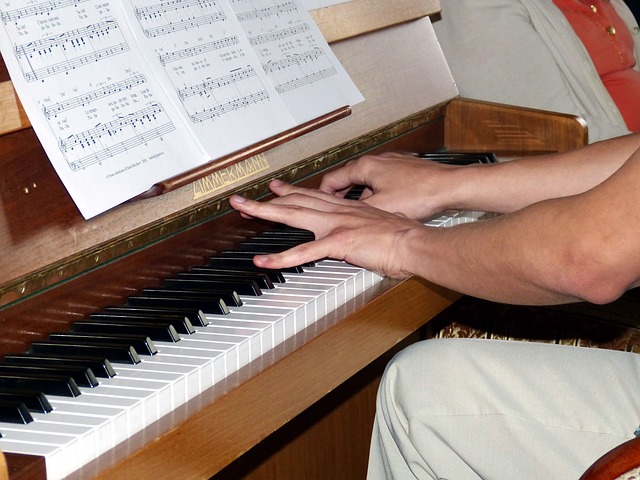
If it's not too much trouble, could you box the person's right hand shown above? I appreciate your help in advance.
[319,152,461,221]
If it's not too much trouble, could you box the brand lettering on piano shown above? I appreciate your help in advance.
[193,153,270,199]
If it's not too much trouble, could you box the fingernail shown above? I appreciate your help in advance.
[270,179,284,187]
[231,194,246,203]
[254,255,269,265]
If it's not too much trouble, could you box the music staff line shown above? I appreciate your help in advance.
[60,104,175,169]
[67,122,175,170]
[14,20,120,57]
[134,0,223,19]
[0,0,92,24]
[177,66,257,99]
[274,66,336,93]
[189,90,269,123]
[142,12,226,37]
[158,35,238,65]
[22,42,130,81]
[248,23,309,46]
[262,48,325,74]
[42,74,147,119]
[235,1,297,22]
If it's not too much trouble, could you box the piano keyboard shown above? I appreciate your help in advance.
[0,209,484,480]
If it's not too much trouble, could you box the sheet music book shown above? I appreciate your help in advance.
[0,0,363,219]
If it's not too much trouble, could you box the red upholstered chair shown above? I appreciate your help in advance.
[580,437,640,480]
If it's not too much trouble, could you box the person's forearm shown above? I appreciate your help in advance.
[444,133,640,214]
[404,186,639,305]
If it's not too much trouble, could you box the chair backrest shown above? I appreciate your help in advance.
[580,436,640,480]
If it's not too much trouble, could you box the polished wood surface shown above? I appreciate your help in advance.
[580,437,640,480]
[0,452,6,480]
[445,97,588,154]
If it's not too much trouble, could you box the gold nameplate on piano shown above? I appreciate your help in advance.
[192,154,270,200]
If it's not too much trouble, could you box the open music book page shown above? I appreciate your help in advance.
[0,0,362,219]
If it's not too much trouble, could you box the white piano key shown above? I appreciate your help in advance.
[252,291,317,328]
[0,440,72,480]
[203,324,265,358]
[135,353,213,396]
[241,298,309,333]
[207,312,283,345]
[160,337,245,373]
[268,285,328,319]
[152,344,228,384]
[99,366,189,409]
[204,318,275,352]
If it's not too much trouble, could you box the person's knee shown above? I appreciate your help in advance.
[378,338,475,415]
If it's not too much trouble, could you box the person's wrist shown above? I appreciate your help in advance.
[396,224,433,278]
[442,164,487,211]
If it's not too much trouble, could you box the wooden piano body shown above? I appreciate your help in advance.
[0,1,587,478]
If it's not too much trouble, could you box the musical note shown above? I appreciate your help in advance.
[189,90,269,122]
[158,36,238,65]
[42,74,147,118]
[177,66,257,100]
[247,23,309,46]
[61,104,177,169]
[1,0,92,24]
[234,1,297,22]
[14,20,130,82]
[134,0,226,37]
[274,65,337,93]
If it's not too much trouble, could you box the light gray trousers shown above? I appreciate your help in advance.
[367,338,640,480]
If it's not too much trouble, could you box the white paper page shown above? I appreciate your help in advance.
[229,0,363,124]
[0,0,209,219]
[119,0,297,159]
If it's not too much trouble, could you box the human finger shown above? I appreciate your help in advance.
[251,236,339,270]
[267,179,353,205]
[230,193,339,236]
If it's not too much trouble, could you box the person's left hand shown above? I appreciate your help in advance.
[229,179,427,278]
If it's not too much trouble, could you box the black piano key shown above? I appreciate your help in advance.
[183,268,274,289]
[29,342,141,365]
[3,354,116,378]
[188,265,278,289]
[218,251,315,268]
[48,333,157,356]
[243,235,313,244]
[162,274,262,301]
[414,151,498,165]
[0,389,53,413]
[0,389,52,413]
[236,241,308,251]
[126,295,230,315]
[252,229,314,239]
[141,287,243,307]
[0,373,81,397]
[89,309,196,334]
[70,320,181,342]
[0,400,33,424]
[0,364,98,388]
[344,185,365,200]
[209,256,305,274]
[103,306,207,328]
[207,258,296,279]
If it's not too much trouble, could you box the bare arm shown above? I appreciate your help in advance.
[230,137,640,305]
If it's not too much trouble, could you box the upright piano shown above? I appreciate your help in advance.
[0,1,587,479]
